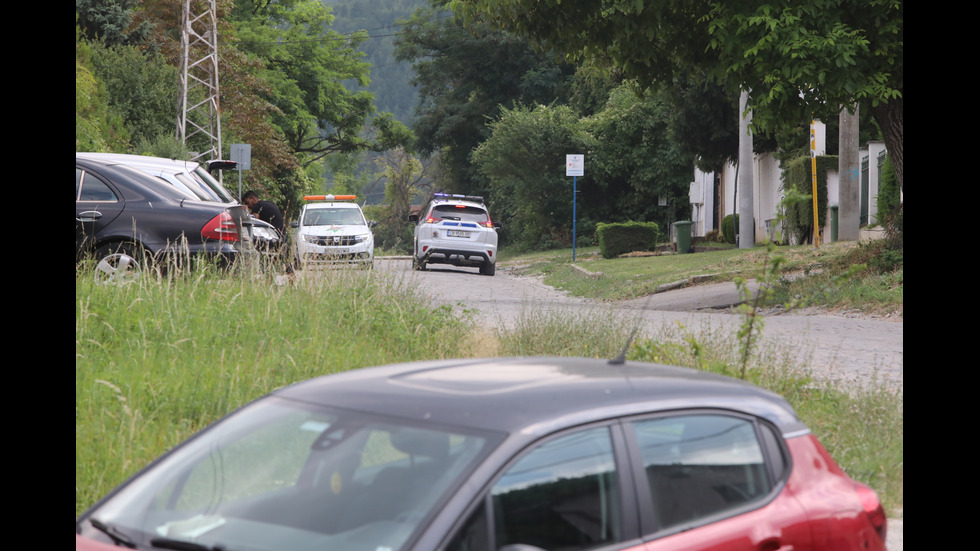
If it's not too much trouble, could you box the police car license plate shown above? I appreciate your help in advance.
[447,230,470,238]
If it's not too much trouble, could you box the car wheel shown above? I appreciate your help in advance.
[480,261,496,276]
[93,243,143,284]
[413,244,426,271]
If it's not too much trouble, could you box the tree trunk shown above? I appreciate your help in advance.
[870,97,903,194]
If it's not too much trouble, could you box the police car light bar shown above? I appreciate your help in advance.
[434,192,484,202]
[304,195,357,201]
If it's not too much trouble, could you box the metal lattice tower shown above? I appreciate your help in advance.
[177,0,222,162]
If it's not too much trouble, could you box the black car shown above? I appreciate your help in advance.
[76,156,255,281]
[76,357,887,551]
[75,152,283,256]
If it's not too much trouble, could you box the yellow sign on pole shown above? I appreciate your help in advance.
[810,120,820,247]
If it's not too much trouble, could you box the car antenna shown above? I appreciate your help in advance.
[609,324,640,365]
[609,286,658,365]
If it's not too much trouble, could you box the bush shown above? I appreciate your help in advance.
[876,156,901,224]
[780,155,833,244]
[703,229,724,243]
[722,214,739,244]
[596,221,659,259]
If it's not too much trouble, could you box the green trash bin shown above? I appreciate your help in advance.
[674,220,693,254]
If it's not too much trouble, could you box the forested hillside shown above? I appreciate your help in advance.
[328,0,427,125]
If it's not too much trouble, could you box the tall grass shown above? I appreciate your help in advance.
[76,266,470,513]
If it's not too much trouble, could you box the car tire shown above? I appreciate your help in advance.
[413,244,427,271]
[480,261,496,276]
[93,243,144,284]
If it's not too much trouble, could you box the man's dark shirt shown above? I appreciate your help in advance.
[250,200,285,235]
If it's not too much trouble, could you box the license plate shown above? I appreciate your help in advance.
[446,230,470,238]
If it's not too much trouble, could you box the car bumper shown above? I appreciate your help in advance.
[297,242,373,264]
[419,246,495,267]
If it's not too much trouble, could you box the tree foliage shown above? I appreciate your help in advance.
[451,0,903,190]
[76,0,153,46]
[76,26,130,152]
[231,0,412,167]
[587,84,697,230]
[88,42,179,149]
[394,2,577,195]
[472,104,594,251]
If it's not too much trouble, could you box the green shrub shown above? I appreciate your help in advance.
[596,221,659,259]
[781,155,833,244]
[876,156,901,224]
[722,214,739,244]
[703,229,724,243]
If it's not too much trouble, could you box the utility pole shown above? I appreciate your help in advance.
[838,103,860,240]
[737,89,754,249]
[177,0,222,163]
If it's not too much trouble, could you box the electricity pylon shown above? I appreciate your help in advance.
[177,0,222,163]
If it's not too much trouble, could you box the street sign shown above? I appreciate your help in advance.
[230,144,252,170]
[566,154,584,177]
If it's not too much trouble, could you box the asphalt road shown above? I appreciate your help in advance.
[372,257,903,549]
[376,257,903,390]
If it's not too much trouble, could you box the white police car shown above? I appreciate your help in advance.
[409,193,499,276]
[292,195,375,269]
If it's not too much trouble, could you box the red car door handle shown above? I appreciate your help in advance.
[758,537,786,551]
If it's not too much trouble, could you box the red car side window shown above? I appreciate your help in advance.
[631,415,772,530]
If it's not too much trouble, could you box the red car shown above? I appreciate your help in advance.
[76,357,886,550]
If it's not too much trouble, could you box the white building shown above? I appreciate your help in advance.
[688,120,892,244]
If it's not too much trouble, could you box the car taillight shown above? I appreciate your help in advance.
[854,482,887,542]
[483,217,493,228]
[201,211,240,242]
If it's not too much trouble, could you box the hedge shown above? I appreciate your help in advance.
[596,221,659,259]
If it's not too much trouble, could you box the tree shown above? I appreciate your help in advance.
[88,43,179,149]
[230,0,412,166]
[471,104,594,250]
[587,84,694,231]
[76,0,153,47]
[394,2,577,195]
[76,27,130,152]
[369,148,431,252]
[452,0,903,191]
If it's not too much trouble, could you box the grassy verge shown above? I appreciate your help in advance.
[502,240,902,315]
[76,257,902,519]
